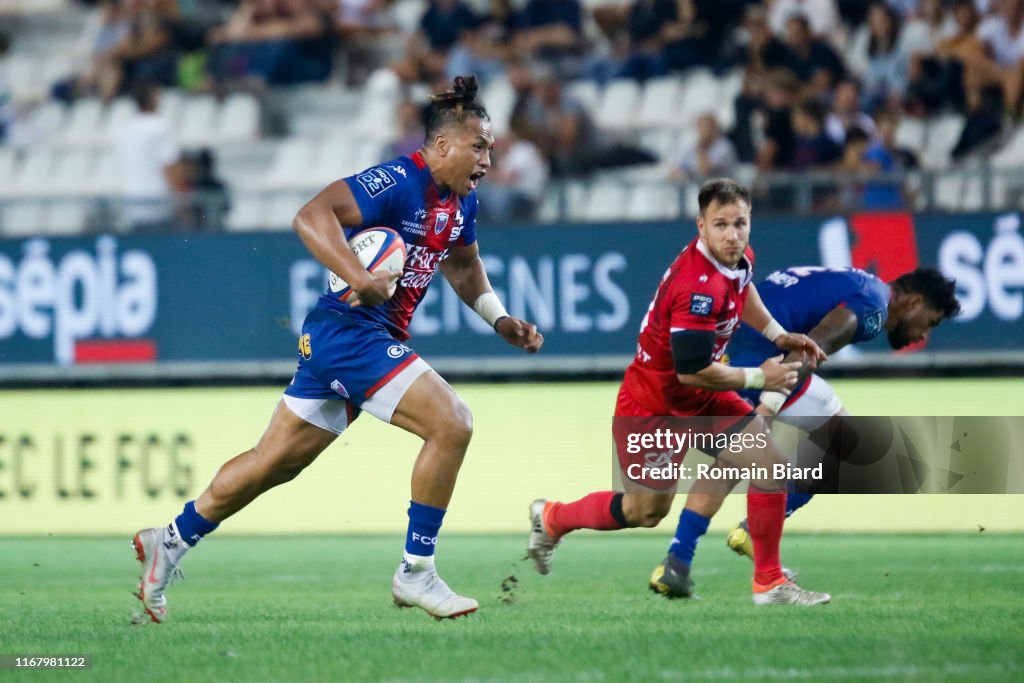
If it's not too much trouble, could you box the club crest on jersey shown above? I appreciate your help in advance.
[690,293,714,316]
[357,167,397,197]
[863,310,884,335]
[330,379,350,398]
[433,212,450,234]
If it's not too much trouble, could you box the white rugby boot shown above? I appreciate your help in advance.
[527,498,561,575]
[132,527,184,623]
[752,578,830,606]
[392,560,478,620]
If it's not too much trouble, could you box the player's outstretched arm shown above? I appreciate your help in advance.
[292,180,397,307]
[440,243,544,353]
[742,283,827,368]
[672,330,799,393]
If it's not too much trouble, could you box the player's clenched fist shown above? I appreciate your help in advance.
[759,354,802,394]
[774,332,827,369]
[496,317,544,353]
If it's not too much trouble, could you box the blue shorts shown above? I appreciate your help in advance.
[283,306,431,433]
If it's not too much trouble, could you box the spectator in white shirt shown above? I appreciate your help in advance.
[116,82,185,231]
[477,123,549,221]
[673,113,737,181]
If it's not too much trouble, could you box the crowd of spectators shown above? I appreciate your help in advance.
[3,0,1024,224]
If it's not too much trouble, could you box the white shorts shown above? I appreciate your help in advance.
[282,357,432,434]
[776,374,844,431]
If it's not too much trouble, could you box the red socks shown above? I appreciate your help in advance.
[546,491,625,538]
[747,488,786,586]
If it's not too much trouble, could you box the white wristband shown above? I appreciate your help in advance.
[473,292,510,327]
[762,319,786,342]
[759,391,787,415]
[742,367,765,389]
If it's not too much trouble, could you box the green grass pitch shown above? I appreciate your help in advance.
[2,533,1023,682]
[1,378,1022,682]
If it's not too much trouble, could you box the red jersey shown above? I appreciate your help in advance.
[619,237,755,416]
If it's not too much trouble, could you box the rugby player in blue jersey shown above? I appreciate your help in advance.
[667,266,960,592]
[132,76,543,622]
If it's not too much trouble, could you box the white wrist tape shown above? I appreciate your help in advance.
[759,391,787,415]
[742,367,765,389]
[473,292,510,327]
[762,318,786,342]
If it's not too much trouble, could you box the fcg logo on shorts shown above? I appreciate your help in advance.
[298,333,312,360]
[387,344,411,359]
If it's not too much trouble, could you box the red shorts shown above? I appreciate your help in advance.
[613,386,754,492]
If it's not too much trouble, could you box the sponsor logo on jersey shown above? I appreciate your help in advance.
[400,219,428,236]
[299,333,312,360]
[690,293,714,316]
[414,207,428,221]
[450,209,464,241]
[330,379,350,398]
[863,309,884,336]
[356,167,397,197]
[699,274,708,283]
[433,212,450,235]
[387,344,411,359]
[388,164,407,177]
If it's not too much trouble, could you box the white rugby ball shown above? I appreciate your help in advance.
[328,227,407,305]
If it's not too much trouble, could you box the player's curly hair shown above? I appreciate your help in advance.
[697,178,751,215]
[425,75,489,138]
[892,267,961,319]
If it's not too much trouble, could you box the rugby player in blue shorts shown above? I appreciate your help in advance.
[669,266,961,589]
[132,75,543,622]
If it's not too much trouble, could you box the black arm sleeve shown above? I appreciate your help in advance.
[670,330,716,374]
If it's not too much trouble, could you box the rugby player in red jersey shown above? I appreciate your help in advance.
[528,178,832,605]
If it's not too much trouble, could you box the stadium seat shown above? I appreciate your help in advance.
[594,78,640,131]
[567,79,600,120]
[4,54,44,104]
[45,199,90,235]
[262,137,318,190]
[638,128,677,164]
[581,180,630,221]
[933,174,964,210]
[716,68,744,131]
[177,95,219,147]
[627,183,681,220]
[28,100,67,139]
[265,192,308,230]
[51,147,97,197]
[564,180,591,222]
[352,68,401,138]
[11,147,58,196]
[101,97,138,145]
[921,114,964,169]
[894,117,926,158]
[0,147,19,195]
[61,97,105,146]
[91,148,122,196]
[677,68,721,130]
[225,194,268,232]
[218,93,260,142]
[481,76,516,139]
[636,76,683,130]
[0,200,46,237]
[158,89,185,130]
[991,124,1024,168]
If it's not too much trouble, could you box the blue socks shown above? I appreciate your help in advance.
[785,492,814,518]
[405,501,446,561]
[173,500,219,546]
[668,508,710,566]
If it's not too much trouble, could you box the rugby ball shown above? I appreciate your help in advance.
[328,227,407,305]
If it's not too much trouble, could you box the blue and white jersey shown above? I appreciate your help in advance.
[318,150,479,340]
[727,266,890,370]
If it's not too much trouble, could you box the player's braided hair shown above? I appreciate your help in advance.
[697,178,752,215]
[425,75,489,138]
[892,267,961,319]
